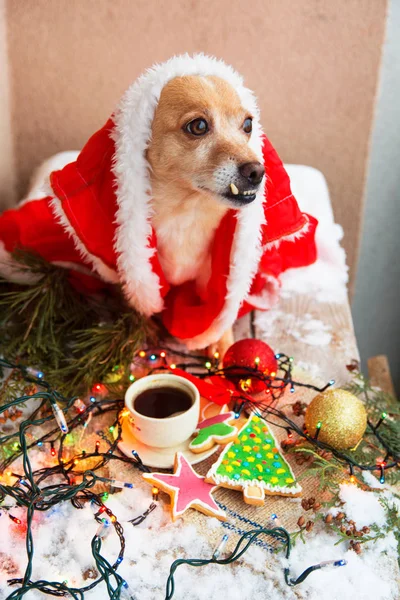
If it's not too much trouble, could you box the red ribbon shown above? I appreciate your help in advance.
[169,368,236,406]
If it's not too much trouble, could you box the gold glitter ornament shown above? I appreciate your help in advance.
[304,389,367,450]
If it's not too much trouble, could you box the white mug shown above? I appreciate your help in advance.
[124,373,200,448]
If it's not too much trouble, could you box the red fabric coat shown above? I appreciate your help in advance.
[0,55,317,348]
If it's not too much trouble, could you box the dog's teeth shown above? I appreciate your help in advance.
[230,183,239,196]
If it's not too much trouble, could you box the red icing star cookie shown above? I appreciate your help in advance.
[142,452,226,521]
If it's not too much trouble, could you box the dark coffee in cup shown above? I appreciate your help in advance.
[134,386,193,419]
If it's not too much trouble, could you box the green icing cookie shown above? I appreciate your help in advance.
[190,422,237,448]
[207,414,301,496]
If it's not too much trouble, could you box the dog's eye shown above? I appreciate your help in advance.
[243,118,253,134]
[185,118,209,136]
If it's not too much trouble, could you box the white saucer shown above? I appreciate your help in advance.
[118,414,220,469]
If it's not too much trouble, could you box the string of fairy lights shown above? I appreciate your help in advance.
[140,347,398,484]
[0,348,397,599]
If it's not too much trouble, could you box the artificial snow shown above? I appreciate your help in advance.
[362,470,386,490]
[1,478,399,600]
[296,361,322,380]
[338,483,387,528]
[256,310,332,347]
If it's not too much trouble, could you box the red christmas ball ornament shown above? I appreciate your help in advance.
[222,339,278,395]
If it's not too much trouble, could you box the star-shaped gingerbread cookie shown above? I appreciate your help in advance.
[142,452,226,521]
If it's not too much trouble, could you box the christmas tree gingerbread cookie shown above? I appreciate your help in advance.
[205,414,301,506]
[189,411,238,453]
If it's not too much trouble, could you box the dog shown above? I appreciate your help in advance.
[147,75,264,356]
[0,55,315,357]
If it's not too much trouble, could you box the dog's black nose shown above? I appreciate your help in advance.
[238,162,265,185]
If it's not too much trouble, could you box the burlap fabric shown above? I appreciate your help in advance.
[113,368,326,555]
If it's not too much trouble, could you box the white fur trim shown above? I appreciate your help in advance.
[20,151,80,207]
[262,215,312,251]
[245,273,281,311]
[112,53,265,324]
[49,197,119,284]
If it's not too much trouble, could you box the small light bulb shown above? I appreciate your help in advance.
[96,518,111,539]
[74,398,86,413]
[120,581,132,600]
[269,513,280,527]
[213,534,229,559]
[170,364,176,370]
[254,356,260,366]
[213,351,220,359]
[160,351,166,358]
[240,378,252,392]
[205,361,212,369]
[9,514,22,525]
[26,367,44,379]
[129,374,135,382]
[152,486,159,501]
[110,479,134,489]
[318,559,347,570]
[150,354,157,361]
[51,401,69,434]
[139,350,146,358]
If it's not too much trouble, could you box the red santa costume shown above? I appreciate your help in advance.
[0,55,317,349]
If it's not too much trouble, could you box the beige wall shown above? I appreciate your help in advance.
[0,0,16,207]
[2,0,387,288]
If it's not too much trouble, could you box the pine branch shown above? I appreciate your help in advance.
[0,250,158,395]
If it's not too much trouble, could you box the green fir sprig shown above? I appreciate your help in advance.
[0,250,158,395]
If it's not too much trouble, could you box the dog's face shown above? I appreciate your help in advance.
[147,75,264,207]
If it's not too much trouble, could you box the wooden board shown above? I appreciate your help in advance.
[234,295,359,388]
